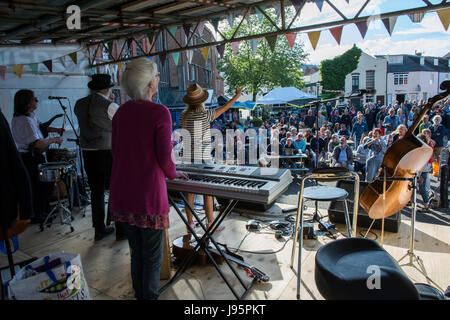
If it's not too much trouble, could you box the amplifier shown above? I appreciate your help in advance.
[328,180,401,233]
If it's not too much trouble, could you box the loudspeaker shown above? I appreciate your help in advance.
[328,180,401,233]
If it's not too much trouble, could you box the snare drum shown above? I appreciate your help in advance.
[38,162,73,182]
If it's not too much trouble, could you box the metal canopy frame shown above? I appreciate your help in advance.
[0,0,448,68]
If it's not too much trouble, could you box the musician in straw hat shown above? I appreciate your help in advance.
[180,83,242,232]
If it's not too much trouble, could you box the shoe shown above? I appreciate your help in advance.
[95,226,115,241]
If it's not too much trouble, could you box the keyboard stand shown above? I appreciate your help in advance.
[159,192,259,300]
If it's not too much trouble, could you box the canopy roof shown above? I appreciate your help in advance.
[0,1,448,68]
[255,87,316,105]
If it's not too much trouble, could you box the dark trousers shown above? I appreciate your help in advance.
[119,222,165,300]
[82,150,113,232]
[20,152,53,219]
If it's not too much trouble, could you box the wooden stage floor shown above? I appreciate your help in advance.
[1,194,448,300]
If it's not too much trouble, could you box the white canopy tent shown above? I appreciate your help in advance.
[255,87,317,106]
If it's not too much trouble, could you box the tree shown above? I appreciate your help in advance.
[320,44,362,95]
[216,10,308,101]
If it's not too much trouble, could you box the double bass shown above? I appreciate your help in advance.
[360,81,450,219]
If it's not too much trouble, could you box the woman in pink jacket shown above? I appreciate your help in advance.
[109,58,187,300]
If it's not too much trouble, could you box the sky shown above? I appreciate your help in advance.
[291,0,450,65]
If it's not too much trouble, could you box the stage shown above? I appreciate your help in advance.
[1,179,448,300]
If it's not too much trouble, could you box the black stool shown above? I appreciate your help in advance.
[290,168,360,299]
[315,238,448,300]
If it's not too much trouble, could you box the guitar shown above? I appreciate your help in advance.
[172,235,270,283]
[360,81,450,219]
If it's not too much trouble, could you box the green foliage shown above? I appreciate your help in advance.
[320,44,362,92]
[216,9,308,101]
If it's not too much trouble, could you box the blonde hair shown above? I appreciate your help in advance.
[180,103,205,128]
[121,58,158,100]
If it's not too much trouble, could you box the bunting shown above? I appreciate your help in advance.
[216,44,225,58]
[183,24,192,37]
[265,35,277,52]
[201,47,210,61]
[315,0,324,12]
[172,52,180,65]
[141,37,150,54]
[197,21,206,35]
[329,26,343,44]
[257,5,266,22]
[211,17,221,31]
[290,0,305,12]
[355,21,369,39]
[382,16,397,36]
[159,54,167,67]
[437,8,450,31]
[228,13,234,28]
[0,66,6,80]
[111,41,118,59]
[250,39,258,54]
[231,41,240,55]
[307,31,321,50]
[69,52,78,64]
[168,26,178,37]
[285,33,297,49]
[43,60,52,72]
[13,65,24,78]
[408,12,425,23]
[29,63,39,74]
[147,31,155,46]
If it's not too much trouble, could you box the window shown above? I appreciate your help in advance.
[388,56,403,64]
[394,73,408,85]
[366,70,375,89]
[352,75,359,91]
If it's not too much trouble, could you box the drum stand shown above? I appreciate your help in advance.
[40,177,74,233]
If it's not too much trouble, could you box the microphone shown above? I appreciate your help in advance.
[49,96,68,100]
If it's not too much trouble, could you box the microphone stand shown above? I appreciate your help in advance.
[54,98,90,213]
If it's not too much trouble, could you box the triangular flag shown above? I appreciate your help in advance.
[285,33,297,49]
[117,62,123,75]
[69,52,78,64]
[172,52,180,65]
[142,37,150,54]
[183,24,192,37]
[111,40,118,59]
[131,41,137,57]
[201,47,210,61]
[0,66,6,80]
[272,2,281,18]
[13,65,24,78]
[43,60,52,72]
[308,31,320,50]
[211,17,220,31]
[290,0,305,12]
[227,13,234,28]
[265,35,277,52]
[408,12,425,23]
[355,21,369,39]
[168,26,178,37]
[307,31,321,50]
[437,8,450,31]
[231,41,241,55]
[186,50,193,63]
[382,16,397,36]
[315,0,324,12]
[257,5,266,22]
[329,26,343,44]
[197,21,206,35]
[147,30,155,45]
[29,63,39,74]
[250,39,258,54]
[59,56,67,69]
[159,54,167,67]
[216,44,225,58]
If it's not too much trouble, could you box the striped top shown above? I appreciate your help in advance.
[182,109,216,162]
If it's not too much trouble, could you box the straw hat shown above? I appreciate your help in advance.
[183,83,209,105]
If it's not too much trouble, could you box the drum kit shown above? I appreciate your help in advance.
[38,161,75,232]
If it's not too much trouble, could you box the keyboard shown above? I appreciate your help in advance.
[167,163,293,204]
